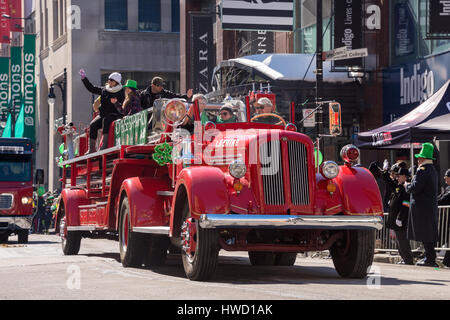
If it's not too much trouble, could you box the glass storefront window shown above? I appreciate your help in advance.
[105,0,128,31]
[139,0,161,32]
[172,0,180,32]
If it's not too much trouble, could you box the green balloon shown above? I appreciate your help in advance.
[59,143,65,155]
[314,148,323,168]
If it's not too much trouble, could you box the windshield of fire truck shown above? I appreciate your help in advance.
[191,99,286,126]
[0,155,32,182]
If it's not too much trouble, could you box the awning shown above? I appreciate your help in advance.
[355,79,450,149]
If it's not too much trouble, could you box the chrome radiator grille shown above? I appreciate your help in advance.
[0,194,13,209]
[259,139,310,206]
[260,140,285,205]
[288,140,310,205]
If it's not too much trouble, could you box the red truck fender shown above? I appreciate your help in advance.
[170,166,230,237]
[116,177,172,230]
[334,165,384,216]
[56,188,88,233]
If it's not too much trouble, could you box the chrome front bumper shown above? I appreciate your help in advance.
[0,216,33,230]
[199,214,383,231]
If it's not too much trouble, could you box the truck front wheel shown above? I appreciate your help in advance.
[180,200,219,281]
[330,229,375,278]
[60,204,81,255]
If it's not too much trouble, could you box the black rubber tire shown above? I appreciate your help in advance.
[248,252,276,265]
[180,200,219,281]
[60,205,81,255]
[144,235,169,267]
[17,230,29,244]
[274,252,297,266]
[119,197,145,268]
[330,229,375,278]
[0,232,8,244]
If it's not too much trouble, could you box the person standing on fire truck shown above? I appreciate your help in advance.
[140,76,193,110]
[79,69,125,153]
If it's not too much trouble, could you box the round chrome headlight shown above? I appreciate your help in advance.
[164,99,187,123]
[320,161,339,179]
[229,161,247,179]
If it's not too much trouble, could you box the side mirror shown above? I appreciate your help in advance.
[35,169,44,185]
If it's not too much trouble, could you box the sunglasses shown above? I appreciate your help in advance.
[255,106,264,110]
[220,112,230,116]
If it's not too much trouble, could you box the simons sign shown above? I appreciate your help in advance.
[23,34,35,143]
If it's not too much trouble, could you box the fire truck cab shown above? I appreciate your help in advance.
[56,96,383,281]
[0,138,36,244]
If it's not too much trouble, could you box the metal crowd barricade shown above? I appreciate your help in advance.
[375,206,450,253]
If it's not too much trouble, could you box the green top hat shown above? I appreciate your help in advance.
[415,142,436,160]
[124,79,138,90]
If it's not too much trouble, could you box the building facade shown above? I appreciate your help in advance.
[35,0,181,190]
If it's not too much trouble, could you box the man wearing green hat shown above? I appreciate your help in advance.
[404,142,439,267]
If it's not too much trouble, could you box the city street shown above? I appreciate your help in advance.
[0,234,449,300]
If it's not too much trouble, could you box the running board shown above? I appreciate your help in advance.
[133,226,170,235]
[67,225,98,231]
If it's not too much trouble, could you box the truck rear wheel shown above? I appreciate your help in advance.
[17,230,29,244]
[119,197,145,268]
[330,229,375,278]
[144,235,169,267]
[180,200,219,281]
[275,252,297,266]
[248,252,275,265]
[60,205,81,255]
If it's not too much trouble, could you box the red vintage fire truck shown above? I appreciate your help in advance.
[56,96,383,281]
[0,138,42,244]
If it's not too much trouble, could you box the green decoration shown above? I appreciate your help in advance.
[37,186,45,197]
[314,148,323,168]
[152,142,173,166]
[59,143,65,155]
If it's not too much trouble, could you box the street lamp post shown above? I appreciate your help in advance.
[49,68,67,126]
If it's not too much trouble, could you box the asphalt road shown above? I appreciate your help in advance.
[0,234,449,300]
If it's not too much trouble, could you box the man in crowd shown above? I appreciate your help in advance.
[405,142,439,267]
[140,76,193,110]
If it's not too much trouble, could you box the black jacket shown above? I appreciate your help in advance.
[139,87,189,110]
[405,163,439,242]
[82,77,125,118]
[438,186,450,205]
[383,172,409,231]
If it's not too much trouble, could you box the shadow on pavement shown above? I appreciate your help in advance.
[82,252,122,263]
[142,254,449,287]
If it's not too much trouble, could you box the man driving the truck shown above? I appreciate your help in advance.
[251,97,285,125]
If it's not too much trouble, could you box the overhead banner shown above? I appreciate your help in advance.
[429,0,450,34]
[8,0,22,32]
[191,14,215,94]
[333,0,363,68]
[221,0,293,31]
[23,34,35,143]
[0,0,10,43]
[10,46,21,121]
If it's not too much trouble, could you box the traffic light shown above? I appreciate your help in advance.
[329,102,342,136]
